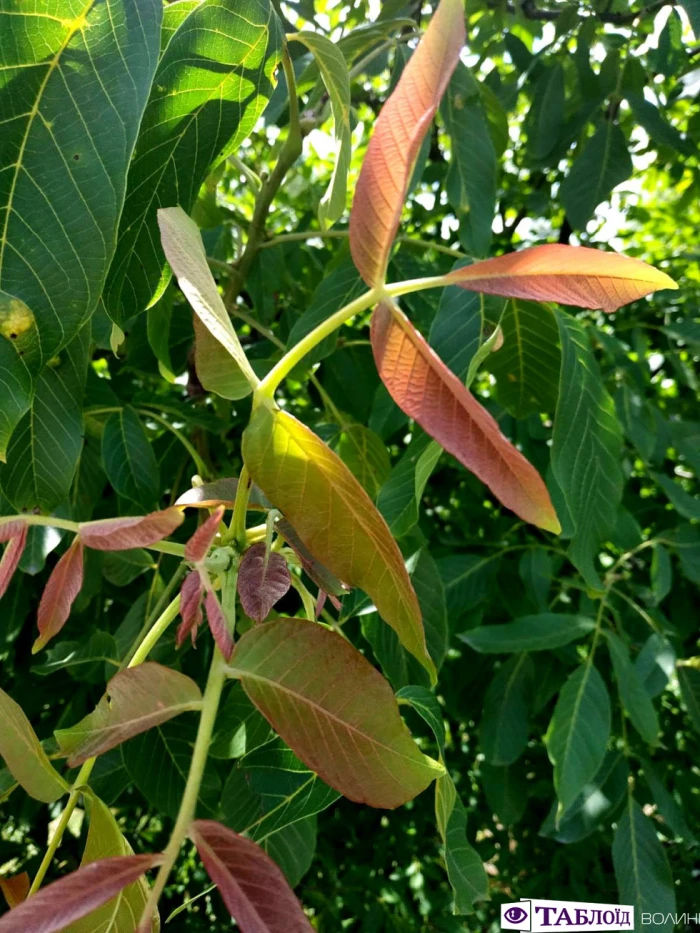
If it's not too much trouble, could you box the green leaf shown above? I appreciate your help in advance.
[527,64,566,162]
[262,816,317,888]
[396,685,445,757]
[104,0,283,323]
[123,719,221,819]
[103,549,154,588]
[220,738,340,843]
[481,763,528,825]
[228,618,443,808]
[605,631,660,746]
[560,123,633,230]
[147,288,177,383]
[293,33,351,229]
[65,794,156,933]
[209,682,271,760]
[551,312,623,589]
[102,407,160,511]
[635,634,675,698]
[32,631,119,685]
[377,431,442,538]
[652,472,700,520]
[677,663,700,734]
[336,424,392,498]
[0,687,68,802]
[488,300,560,418]
[161,0,201,52]
[518,549,553,613]
[193,316,253,401]
[0,0,161,453]
[0,325,89,511]
[409,548,449,673]
[460,614,595,654]
[546,661,611,821]
[428,271,484,380]
[479,654,534,766]
[641,758,697,845]
[442,64,497,257]
[158,207,257,394]
[626,93,693,155]
[55,663,202,766]
[678,0,700,36]
[539,751,628,844]
[613,796,676,932]
[650,544,672,605]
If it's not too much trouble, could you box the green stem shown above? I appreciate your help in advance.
[121,564,188,669]
[256,285,380,399]
[258,231,465,259]
[228,465,252,549]
[128,594,182,668]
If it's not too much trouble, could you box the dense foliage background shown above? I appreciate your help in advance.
[1,0,699,929]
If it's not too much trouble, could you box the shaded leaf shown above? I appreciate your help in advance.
[349,0,465,285]
[243,406,433,680]
[677,663,700,734]
[190,820,312,933]
[605,631,660,746]
[479,655,534,766]
[104,1,283,322]
[228,618,443,808]
[237,543,291,622]
[34,538,85,653]
[444,244,677,313]
[176,478,272,511]
[193,315,253,401]
[560,123,633,230]
[641,758,697,845]
[336,425,392,498]
[55,663,202,765]
[459,614,595,654]
[0,686,67,802]
[371,302,559,532]
[546,662,611,820]
[102,407,159,510]
[79,509,184,551]
[262,817,317,889]
[0,856,162,933]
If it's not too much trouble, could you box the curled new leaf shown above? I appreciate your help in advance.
[190,819,313,933]
[204,590,234,661]
[185,505,225,563]
[0,855,162,933]
[349,0,465,285]
[79,508,184,550]
[177,570,205,647]
[0,523,27,600]
[55,663,203,765]
[371,302,560,532]
[34,538,84,653]
[237,543,291,622]
[242,406,434,681]
[444,244,678,313]
[227,618,443,808]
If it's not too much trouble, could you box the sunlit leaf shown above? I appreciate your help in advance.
[0,687,67,802]
[228,618,443,808]
[34,538,85,653]
[349,0,465,285]
[0,856,162,933]
[190,820,312,933]
[444,244,677,312]
[56,663,202,766]
[243,406,433,679]
[371,302,560,532]
[79,509,184,551]
[560,124,632,231]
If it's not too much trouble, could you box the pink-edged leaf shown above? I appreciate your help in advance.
[190,820,312,933]
[204,590,233,661]
[228,618,443,808]
[55,663,203,766]
[177,570,204,648]
[0,855,162,933]
[444,244,678,313]
[0,873,29,909]
[185,505,225,563]
[0,524,27,600]
[371,302,560,532]
[349,0,465,286]
[33,538,84,653]
[237,543,291,623]
[79,508,184,550]
[0,520,27,543]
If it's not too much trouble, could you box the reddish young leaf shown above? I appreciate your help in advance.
[34,538,84,653]
[371,302,560,532]
[0,520,27,543]
[177,570,204,648]
[276,518,348,599]
[190,820,312,933]
[228,618,443,808]
[237,543,291,622]
[0,524,27,600]
[185,505,225,563]
[78,507,184,550]
[204,589,234,661]
[0,855,162,933]
[444,244,678,313]
[349,0,465,285]
[55,663,203,765]
[0,873,29,909]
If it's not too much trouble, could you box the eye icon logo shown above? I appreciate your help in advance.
[501,901,532,930]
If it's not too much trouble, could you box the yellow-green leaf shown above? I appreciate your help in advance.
[242,406,435,681]
[0,688,68,803]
